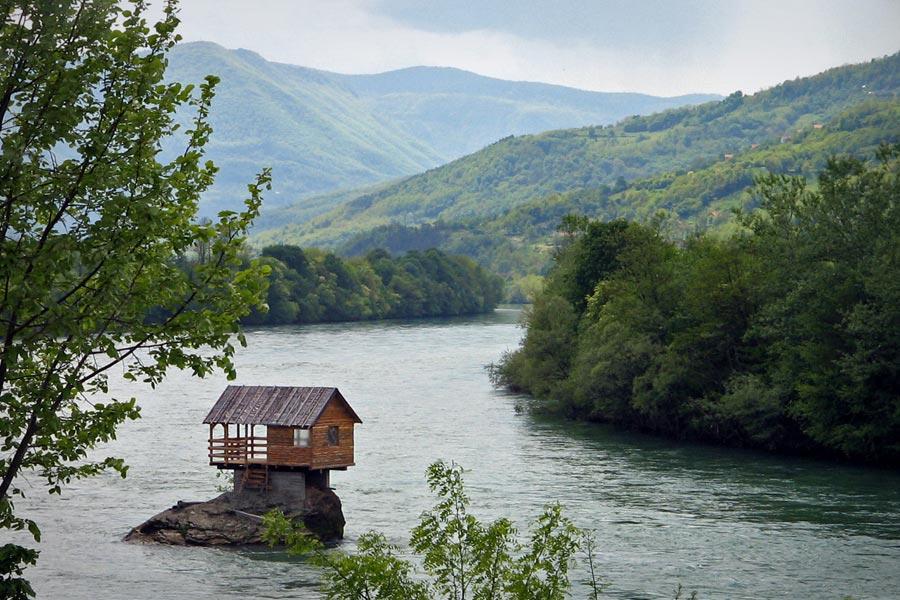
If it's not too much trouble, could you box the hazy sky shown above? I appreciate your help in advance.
[150,0,900,96]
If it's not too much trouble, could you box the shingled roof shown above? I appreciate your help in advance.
[203,385,362,427]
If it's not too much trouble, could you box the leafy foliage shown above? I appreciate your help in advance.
[264,461,604,600]
[0,544,37,600]
[0,0,269,587]
[496,147,900,463]
[410,463,517,600]
[242,246,504,325]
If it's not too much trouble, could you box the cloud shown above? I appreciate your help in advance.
[148,0,900,96]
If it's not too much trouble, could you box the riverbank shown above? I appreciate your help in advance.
[503,380,900,467]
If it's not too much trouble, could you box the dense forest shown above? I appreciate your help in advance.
[239,246,504,325]
[494,146,899,464]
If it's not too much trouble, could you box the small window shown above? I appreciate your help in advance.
[294,428,310,447]
[326,426,340,446]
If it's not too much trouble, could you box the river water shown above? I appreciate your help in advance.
[16,307,900,599]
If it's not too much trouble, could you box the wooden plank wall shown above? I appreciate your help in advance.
[311,401,355,469]
[267,426,312,466]
[265,400,355,468]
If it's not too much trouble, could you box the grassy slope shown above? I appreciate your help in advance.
[251,179,406,232]
[256,53,899,248]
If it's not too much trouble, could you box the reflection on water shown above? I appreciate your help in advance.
[533,415,900,540]
[17,307,900,599]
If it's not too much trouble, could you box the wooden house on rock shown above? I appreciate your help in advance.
[205,385,362,497]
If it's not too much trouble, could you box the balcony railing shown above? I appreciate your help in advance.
[208,436,268,465]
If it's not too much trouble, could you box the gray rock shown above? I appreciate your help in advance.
[125,485,345,545]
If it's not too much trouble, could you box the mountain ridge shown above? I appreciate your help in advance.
[328,64,717,104]
[163,42,720,215]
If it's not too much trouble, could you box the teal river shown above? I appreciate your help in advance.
[17,307,900,598]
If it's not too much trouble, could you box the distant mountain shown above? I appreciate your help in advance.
[164,42,719,215]
[328,66,718,160]
[165,43,440,215]
[255,52,899,252]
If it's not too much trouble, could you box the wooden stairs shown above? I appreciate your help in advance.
[238,465,269,492]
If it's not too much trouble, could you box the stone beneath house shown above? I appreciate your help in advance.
[124,484,345,546]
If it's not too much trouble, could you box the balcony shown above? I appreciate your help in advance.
[208,436,268,466]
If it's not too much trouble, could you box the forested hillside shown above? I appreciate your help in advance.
[166,42,715,216]
[495,147,900,464]
[256,53,899,258]
[270,98,899,298]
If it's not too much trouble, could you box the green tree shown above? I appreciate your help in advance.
[742,145,900,459]
[242,257,299,325]
[498,146,899,463]
[264,461,597,600]
[0,1,269,591]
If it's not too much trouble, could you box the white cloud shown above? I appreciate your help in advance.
[148,0,899,96]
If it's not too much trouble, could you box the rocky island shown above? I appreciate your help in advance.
[127,385,362,546]
[125,484,344,545]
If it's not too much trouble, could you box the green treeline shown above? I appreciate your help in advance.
[496,147,900,464]
[243,246,504,325]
